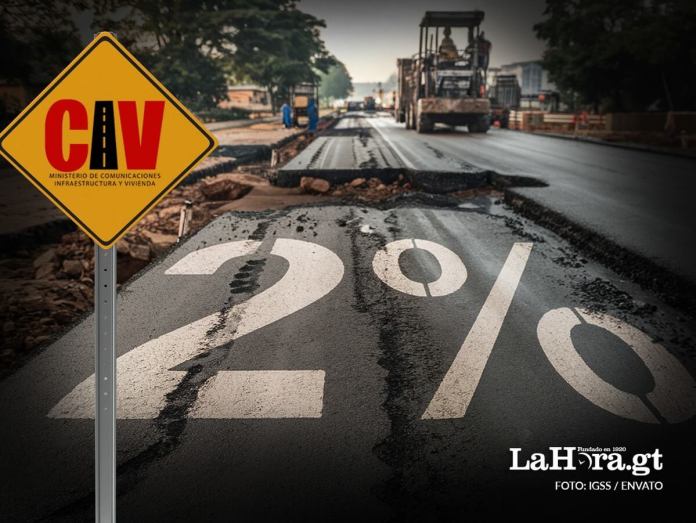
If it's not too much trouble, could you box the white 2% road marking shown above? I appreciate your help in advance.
[49,236,696,423]
[49,238,343,419]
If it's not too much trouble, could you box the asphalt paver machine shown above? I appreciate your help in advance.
[399,10,492,133]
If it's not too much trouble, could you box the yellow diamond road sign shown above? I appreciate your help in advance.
[0,32,217,248]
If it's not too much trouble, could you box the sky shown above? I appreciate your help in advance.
[299,0,548,82]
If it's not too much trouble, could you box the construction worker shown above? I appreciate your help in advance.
[438,26,459,61]
[307,99,318,133]
[281,101,292,128]
[477,31,492,70]
[465,31,491,70]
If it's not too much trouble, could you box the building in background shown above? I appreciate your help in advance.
[499,61,553,95]
[220,85,270,110]
[499,60,560,111]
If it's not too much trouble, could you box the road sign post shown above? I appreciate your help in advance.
[0,32,217,522]
[95,246,116,521]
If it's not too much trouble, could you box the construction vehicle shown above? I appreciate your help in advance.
[395,58,413,122]
[345,100,362,112]
[363,96,376,112]
[490,74,520,111]
[396,11,491,133]
[290,82,318,127]
[489,74,521,128]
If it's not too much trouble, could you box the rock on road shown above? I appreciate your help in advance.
[1,198,695,521]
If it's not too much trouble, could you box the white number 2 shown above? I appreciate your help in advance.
[49,239,344,419]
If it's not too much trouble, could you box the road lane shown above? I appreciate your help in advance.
[282,113,696,285]
[372,115,696,285]
[1,200,694,521]
[281,116,403,173]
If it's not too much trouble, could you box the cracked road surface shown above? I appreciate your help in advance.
[1,199,695,521]
[283,113,696,285]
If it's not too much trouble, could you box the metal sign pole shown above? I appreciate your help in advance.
[95,245,116,522]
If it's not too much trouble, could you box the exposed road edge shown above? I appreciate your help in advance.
[503,188,696,316]
[276,116,504,192]
[276,167,547,194]
[275,116,546,192]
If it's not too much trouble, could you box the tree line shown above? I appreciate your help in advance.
[535,0,696,112]
[1,0,348,117]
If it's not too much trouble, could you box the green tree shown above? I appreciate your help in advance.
[534,0,696,112]
[229,2,334,112]
[92,0,241,111]
[93,1,333,113]
[319,62,353,104]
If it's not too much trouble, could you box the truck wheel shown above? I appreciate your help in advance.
[417,115,433,133]
[469,115,490,133]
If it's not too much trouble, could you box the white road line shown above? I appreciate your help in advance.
[367,118,416,170]
[316,137,335,169]
[422,242,533,419]
[537,307,696,424]
[191,370,325,418]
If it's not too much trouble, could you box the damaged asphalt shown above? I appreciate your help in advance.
[279,111,696,313]
[1,195,695,521]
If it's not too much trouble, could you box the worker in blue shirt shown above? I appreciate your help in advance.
[307,99,318,133]
[281,101,293,128]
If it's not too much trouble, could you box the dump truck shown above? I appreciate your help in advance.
[489,74,521,128]
[490,74,521,111]
[396,11,491,133]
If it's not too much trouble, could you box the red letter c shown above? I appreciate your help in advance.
[45,99,88,171]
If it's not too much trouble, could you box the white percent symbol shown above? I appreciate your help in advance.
[372,238,534,420]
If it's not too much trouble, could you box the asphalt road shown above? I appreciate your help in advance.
[282,113,696,285]
[1,200,695,521]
